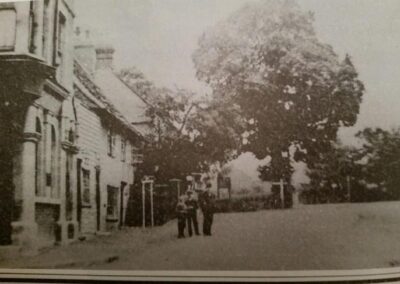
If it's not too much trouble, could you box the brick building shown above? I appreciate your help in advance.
[0,0,78,249]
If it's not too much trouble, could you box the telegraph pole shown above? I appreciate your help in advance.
[142,182,145,228]
[280,179,285,209]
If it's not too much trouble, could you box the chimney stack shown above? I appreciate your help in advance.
[95,45,115,70]
[74,27,96,75]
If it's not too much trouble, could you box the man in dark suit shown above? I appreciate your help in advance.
[185,190,200,236]
[200,183,215,236]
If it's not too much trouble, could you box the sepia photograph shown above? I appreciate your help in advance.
[1,0,400,282]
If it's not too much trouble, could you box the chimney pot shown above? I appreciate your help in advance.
[95,45,115,70]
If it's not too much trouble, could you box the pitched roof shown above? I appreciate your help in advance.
[73,60,145,140]
[93,68,153,136]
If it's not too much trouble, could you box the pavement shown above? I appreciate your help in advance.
[0,223,178,269]
[2,201,400,270]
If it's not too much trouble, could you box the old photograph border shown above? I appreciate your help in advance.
[2,268,400,282]
[1,0,400,282]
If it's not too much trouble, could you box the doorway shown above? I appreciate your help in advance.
[119,182,127,228]
[95,167,101,231]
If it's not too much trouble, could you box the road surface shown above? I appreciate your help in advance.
[3,202,400,270]
[93,202,400,270]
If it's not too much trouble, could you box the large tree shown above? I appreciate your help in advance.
[118,69,242,183]
[193,0,364,183]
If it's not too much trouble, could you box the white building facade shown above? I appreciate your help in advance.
[73,57,144,235]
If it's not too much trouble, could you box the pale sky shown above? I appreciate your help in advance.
[75,0,400,180]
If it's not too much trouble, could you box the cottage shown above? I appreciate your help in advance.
[73,54,145,234]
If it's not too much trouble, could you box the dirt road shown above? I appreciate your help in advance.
[3,202,400,270]
[93,202,400,270]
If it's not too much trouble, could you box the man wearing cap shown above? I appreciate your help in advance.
[185,189,200,236]
[200,183,215,236]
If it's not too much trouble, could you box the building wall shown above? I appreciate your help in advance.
[0,0,78,249]
[74,86,136,235]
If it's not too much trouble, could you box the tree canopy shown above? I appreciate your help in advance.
[355,127,400,199]
[193,0,364,182]
[118,68,241,183]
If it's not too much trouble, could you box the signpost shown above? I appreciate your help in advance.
[346,175,351,203]
[141,175,154,228]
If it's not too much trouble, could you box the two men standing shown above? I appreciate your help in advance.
[176,183,215,238]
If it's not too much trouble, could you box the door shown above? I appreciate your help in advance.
[95,167,101,231]
[119,182,127,228]
[76,159,82,230]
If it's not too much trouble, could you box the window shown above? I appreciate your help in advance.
[131,146,143,165]
[82,169,90,204]
[35,117,42,196]
[65,154,73,221]
[121,139,126,162]
[42,0,50,58]
[57,13,66,57]
[68,128,75,143]
[107,186,118,219]
[56,12,66,80]
[28,1,35,53]
[0,7,16,50]
[50,125,57,197]
[45,125,56,191]
[107,129,116,157]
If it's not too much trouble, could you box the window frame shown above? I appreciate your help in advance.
[28,1,35,53]
[121,138,126,162]
[0,7,17,51]
[106,185,119,220]
[107,129,116,158]
[82,168,91,205]
[35,117,42,196]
